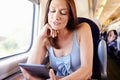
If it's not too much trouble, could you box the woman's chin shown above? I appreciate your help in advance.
[51,26,59,30]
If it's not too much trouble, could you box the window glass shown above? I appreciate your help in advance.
[0,0,33,58]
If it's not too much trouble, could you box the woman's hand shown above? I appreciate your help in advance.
[20,67,44,80]
[49,69,58,80]
[40,23,59,39]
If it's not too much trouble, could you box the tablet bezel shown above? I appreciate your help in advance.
[18,63,49,79]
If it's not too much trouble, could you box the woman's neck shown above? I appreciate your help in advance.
[57,29,72,40]
[55,29,73,49]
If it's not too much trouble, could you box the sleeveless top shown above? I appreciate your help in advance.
[48,31,81,76]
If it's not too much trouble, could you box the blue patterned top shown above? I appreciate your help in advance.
[48,31,81,76]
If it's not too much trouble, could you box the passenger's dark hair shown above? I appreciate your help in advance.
[113,30,118,37]
[44,0,78,48]
[107,30,118,40]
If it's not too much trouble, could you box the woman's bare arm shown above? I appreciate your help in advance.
[61,23,93,80]
[27,36,48,64]
[20,23,59,80]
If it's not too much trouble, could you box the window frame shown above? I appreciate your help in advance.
[0,2,40,79]
[0,0,35,60]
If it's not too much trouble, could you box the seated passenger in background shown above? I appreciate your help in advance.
[107,30,120,80]
[107,30,118,57]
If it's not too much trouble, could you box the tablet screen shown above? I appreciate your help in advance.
[18,63,49,79]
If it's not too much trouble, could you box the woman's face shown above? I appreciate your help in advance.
[48,0,69,30]
[108,31,117,42]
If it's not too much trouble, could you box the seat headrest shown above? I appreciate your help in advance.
[78,17,100,44]
[78,17,100,29]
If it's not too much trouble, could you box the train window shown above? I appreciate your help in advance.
[0,0,33,59]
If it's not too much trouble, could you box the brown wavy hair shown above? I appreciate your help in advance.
[44,0,78,48]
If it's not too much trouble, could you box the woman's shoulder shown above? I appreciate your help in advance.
[75,22,92,43]
[108,40,117,45]
[76,22,91,33]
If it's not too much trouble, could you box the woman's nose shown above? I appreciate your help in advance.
[54,11,61,20]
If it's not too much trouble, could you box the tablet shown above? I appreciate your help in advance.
[18,63,49,79]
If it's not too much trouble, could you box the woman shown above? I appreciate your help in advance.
[21,0,93,80]
[107,30,118,56]
[107,30,120,79]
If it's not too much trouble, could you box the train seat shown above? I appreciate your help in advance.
[98,38,107,78]
[78,17,107,80]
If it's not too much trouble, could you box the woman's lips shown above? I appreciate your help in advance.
[53,21,60,26]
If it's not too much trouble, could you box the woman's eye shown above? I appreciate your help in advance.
[50,10,55,13]
[60,11,67,15]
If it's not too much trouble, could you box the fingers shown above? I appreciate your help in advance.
[51,29,59,38]
[46,24,59,38]
[20,67,43,80]
[49,69,57,80]
[20,67,31,80]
